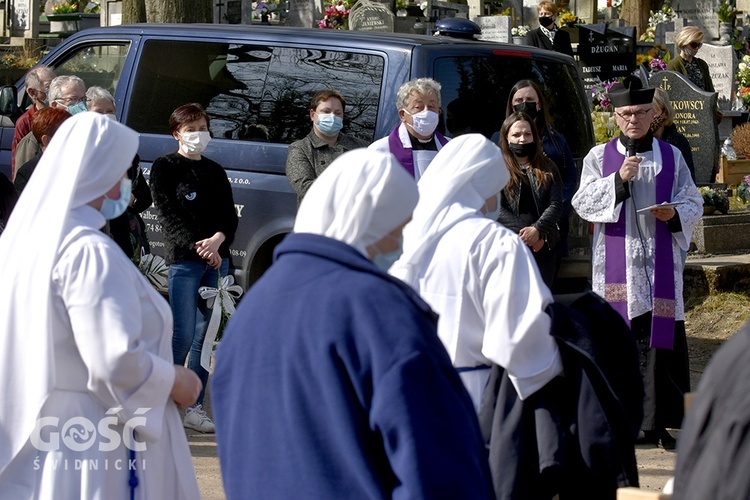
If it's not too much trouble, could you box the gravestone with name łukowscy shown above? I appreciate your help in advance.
[650,70,718,183]
[578,24,636,87]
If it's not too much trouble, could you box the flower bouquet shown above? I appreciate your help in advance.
[736,55,750,109]
[51,0,80,13]
[511,25,530,37]
[318,0,353,29]
[738,175,750,204]
[590,79,619,145]
[699,186,730,214]
[559,10,579,27]
[139,252,169,293]
[198,273,243,371]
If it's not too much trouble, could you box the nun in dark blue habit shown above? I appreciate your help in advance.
[211,149,493,499]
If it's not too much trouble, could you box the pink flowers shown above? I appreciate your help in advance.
[318,0,351,29]
[649,58,667,71]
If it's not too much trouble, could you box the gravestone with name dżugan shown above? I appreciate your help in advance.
[578,24,637,86]
[650,70,718,183]
[698,43,736,109]
[348,0,395,32]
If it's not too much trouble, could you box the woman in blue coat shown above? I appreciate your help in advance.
[211,149,493,499]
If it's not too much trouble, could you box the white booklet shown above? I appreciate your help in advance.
[636,202,684,214]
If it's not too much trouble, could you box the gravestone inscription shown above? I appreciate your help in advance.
[472,15,511,42]
[349,0,395,32]
[672,0,718,41]
[698,43,736,109]
[578,24,637,86]
[650,70,719,183]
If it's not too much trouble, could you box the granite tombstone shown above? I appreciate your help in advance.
[578,24,637,86]
[698,43,736,109]
[472,15,512,42]
[672,0,718,41]
[286,0,320,27]
[349,0,395,31]
[651,70,719,183]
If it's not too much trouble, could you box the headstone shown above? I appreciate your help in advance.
[576,0,597,25]
[13,0,30,36]
[698,43,736,110]
[466,0,483,20]
[578,24,637,86]
[285,0,319,27]
[654,21,675,45]
[650,70,719,183]
[429,0,470,20]
[472,15,511,42]
[349,0,395,31]
[672,0,718,41]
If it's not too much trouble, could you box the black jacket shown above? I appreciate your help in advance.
[479,292,643,499]
[498,167,562,247]
[150,152,238,265]
[525,27,574,57]
[673,320,750,499]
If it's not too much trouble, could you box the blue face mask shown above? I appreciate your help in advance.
[100,179,132,220]
[372,234,404,272]
[316,113,344,136]
[66,101,88,115]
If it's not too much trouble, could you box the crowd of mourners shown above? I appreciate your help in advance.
[0,20,746,500]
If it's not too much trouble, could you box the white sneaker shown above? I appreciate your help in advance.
[183,404,215,433]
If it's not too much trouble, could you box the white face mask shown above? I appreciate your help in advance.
[179,131,211,155]
[404,109,439,137]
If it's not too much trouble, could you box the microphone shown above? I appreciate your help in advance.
[626,138,637,183]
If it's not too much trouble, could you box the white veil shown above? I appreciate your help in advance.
[293,148,419,256]
[0,112,139,474]
[389,134,509,284]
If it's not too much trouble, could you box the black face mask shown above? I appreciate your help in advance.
[508,142,537,160]
[513,101,538,120]
[539,16,554,27]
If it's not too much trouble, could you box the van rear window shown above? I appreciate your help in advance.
[434,56,592,159]
[127,40,384,143]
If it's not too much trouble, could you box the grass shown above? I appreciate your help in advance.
[685,291,750,340]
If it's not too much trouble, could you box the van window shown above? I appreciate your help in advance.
[434,56,592,159]
[53,43,130,97]
[127,40,384,143]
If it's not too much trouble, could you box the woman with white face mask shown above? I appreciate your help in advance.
[285,89,368,206]
[149,103,238,434]
[667,26,715,92]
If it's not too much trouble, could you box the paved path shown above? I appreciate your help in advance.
[188,429,677,498]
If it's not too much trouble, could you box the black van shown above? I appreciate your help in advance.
[0,24,594,289]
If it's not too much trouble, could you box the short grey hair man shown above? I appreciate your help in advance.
[395,78,442,111]
[48,75,86,107]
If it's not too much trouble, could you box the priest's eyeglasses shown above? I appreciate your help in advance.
[615,108,652,122]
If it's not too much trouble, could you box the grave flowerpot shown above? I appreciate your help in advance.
[512,36,524,44]
[717,156,750,185]
[703,205,717,215]
[46,13,100,34]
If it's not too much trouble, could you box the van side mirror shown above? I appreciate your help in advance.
[0,86,18,117]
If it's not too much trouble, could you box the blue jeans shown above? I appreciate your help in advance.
[168,259,229,406]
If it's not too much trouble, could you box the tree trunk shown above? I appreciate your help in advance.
[146,0,213,23]
[123,0,147,23]
[619,0,654,40]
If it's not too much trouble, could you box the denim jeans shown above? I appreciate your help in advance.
[168,259,229,406]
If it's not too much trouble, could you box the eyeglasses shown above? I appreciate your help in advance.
[615,108,652,122]
[688,42,703,49]
[55,96,87,105]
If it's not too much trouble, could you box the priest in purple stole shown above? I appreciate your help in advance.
[572,76,702,449]
[369,78,449,182]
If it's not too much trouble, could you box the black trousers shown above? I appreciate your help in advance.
[631,313,690,431]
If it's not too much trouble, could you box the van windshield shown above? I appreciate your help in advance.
[434,55,593,159]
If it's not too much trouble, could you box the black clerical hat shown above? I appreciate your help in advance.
[607,75,655,108]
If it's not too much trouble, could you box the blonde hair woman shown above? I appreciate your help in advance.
[667,26,715,92]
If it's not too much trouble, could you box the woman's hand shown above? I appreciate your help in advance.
[171,365,202,409]
[519,226,541,247]
[195,232,226,269]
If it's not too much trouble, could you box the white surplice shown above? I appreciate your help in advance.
[571,138,703,321]
[390,134,563,410]
[0,206,200,500]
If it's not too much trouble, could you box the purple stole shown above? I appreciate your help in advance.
[387,126,448,177]
[602,138,676,349]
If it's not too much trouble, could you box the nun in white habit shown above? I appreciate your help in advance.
[0,113,201,499]
[390,134,563,411]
